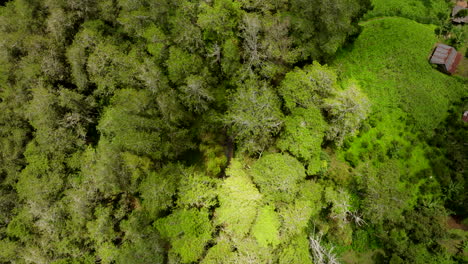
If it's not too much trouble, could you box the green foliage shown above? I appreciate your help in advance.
[176,169,219,209]
[278,62,338,112]
[323,81,371,146]
[0,239,19,263]
[335,17,466,132]
[224,79,284,154]
[115,212,165,264]
[201,240,234,264]
[0,0,465,262]
[359,161,417,225]
[252,205,281,247]
[426,102,468,215]
[199,134,228,176]
[66,20,107,91]
[221,38,242,76]
[215,159,262,238]
[289,0,371,59]
[167,46,203,85]
[363,0,449,24]
[277,199,315,239]
[324,187,353,227]
[278,235,314,264]
[228,237,275,263]
[277,107,326,174]
[155,208,213,263]
[251,153,306,203]
[142,23,168,60]
[87,42,139,96]
[87,206,116,246]
[455,9,468,18]
[6,209,32,240]
[197,0,242,42]
[0,85,30,184]
[98,89,192,160]
[179,74,215,114]
[139,164,180,217]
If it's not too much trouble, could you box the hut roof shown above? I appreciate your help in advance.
[452,5,468,23]
[430,44,462,74]
[452,5,465,16]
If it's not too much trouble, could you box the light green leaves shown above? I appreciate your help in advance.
[167,46,203,85]
[277,107,327,174]
[224,79,283,154]
[215,160,262,238]
[155,208,213,263]
[278,62,338,112]
[251,153,305,203]
[252,205,281,247]
[323,81,371,146]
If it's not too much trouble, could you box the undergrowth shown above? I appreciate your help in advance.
[363,0,450,24]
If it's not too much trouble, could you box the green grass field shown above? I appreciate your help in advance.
[333,17,467,177]
[363,0,449,24]
[336,17,466,133]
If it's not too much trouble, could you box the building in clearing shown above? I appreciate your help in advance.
[463,111,468,122]
[452,1,468,23]
[429,44,462,74]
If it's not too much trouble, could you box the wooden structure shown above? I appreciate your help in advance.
[452,1,468,23]
[429,44,462,74]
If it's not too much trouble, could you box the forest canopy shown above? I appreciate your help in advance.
[0,0,467,263]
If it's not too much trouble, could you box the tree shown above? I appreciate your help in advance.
[227,237,274,264]
[97,88,193,160]
[201,239,234,264]
[155,208,213,263]
[0,84,30,184]
[66,20,108,91]
[260,13,299,78]
[289,0,371,60]
[114,211,165,264]
[176,168,219,209]
[178,74,215,114]
[323,81,370,146]
[277,107,327,174]
[224,78,283,154]
[221,38,242,77]
[252,205,281,248]
[168,1,204,53]
[86,41,140,96]
[278,235,313,264]
[197,0,242,43]
[215,159,262,238]
[139,164,180,217]
[359,161,417,225]
[278,62,338,112]
[240,13,264,72]
[166,46,203,85]
[250,153,306,203]
[309,232,340,264]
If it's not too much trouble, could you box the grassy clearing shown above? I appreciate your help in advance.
[455,57,468,78]
[363,0,449,24]
[333,17,467,180]
[335,17,466,133]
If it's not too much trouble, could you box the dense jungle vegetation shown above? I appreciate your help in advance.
[0,0,467,263]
